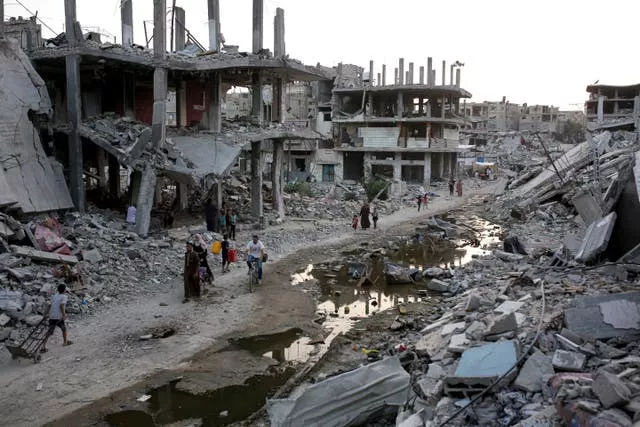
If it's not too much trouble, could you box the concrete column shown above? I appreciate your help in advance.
[382,65,386,86]
[393,154,402,182]
[178,182,189,210]
[65,0,84,211]
[152,68,167,148]
[427,57,433,86]
[634,96,640,129]
[251,141,263,221]
[97,149,108,188]
[450,64,454,86]
[377,73,381,87]
[272,78,285,123]
[423,152,431,188]
[405,72,409,86]
[134,166,157,237]
[369,60,374,86]
[178,81,187,127]
[208,0,221,51]
[216,180,223,212]
[272,140,285,217]
[443,152,451,177]
[274,7,285,57]
[456,68,461,87]
[431,70,436,86]
[450,152,458,176]
[252,0,263,53]
[108,155,121,196]
[153,0,166,57]
[398,58,404,85]
[419,66,425,84]
[394,68,398,85]
[209,72,222,132]
[251,72,263,122]
[121,0,133,47]
[367,93,373,116]
[441,60,446,86]
[438,153,444,178]
[396,92,404,119]
[408,62,414,84]
[174,7,185,51]
[597,96,604,122]
[363,152,372,177]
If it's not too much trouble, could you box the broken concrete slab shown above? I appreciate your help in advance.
[600,300,640,330]
[11,245,79,264]
[465,293,481,311]
[448,333,470,354]
[565,292,640,340]
[0,313,10,327]
[514,350,554,393]
[485,312,518,336]
[427,278,457,293]
[446,341,518,391]
[441,322,466,336]
[494,300,525,315]
[572,190,604,227]
[552,350,586,372]
[416,333,446,358]
[575,212,617,263]
[593,371,632,409]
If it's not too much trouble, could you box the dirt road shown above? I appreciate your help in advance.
[0,181,500,426]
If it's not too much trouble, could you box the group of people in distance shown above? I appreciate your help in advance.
[352,203,379,231]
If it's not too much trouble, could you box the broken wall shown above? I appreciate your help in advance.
[607,178,640,260]
[0,39,73,213]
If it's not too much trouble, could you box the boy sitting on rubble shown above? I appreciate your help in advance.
[41,284,72,352]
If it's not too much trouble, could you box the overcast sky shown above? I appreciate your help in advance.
[5,0,638,110]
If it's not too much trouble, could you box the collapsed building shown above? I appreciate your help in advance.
[586,83,640,132]
[0,0,331,235]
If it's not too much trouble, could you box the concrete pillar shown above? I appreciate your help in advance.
[399,58,404,85]
[456,68,461,87]
[408,62,414,84]
[208,0,221,51]
[216,180,223,212]
[450,152,458,176]
[393,154,402,182]
[363,152,372,177]
[108,156,121,196]
[368,93,373,116]
[153,0,166,57]
[382,65,386,86]
[396,92,404,119]
[597,96,604,122]
[97,149,107,188]
[120,0,133,47]
[405,71,409,86]
[252,0,263,54]
[394,68,398,85]
[178,81,187,127]
[431,70,436,86]
[209,72,222,132]
[65,0,84,211]
[178,182,189,210]
[377,73,381,87]
[369,60,374,86]
[450,64,454,86]
[250,141,263,220]
[427,57,433,86]
[274,7,285,57]
[272,78,285,123]
[152,68,167,148]
[438,153,444,178]
[441,60,446,86]
[174,7,185,51]
[419,66,425,84]
[634,96,640,129]
[134,166,157,237]
[251,72,263,122]
[272,140,285,217]
[443,152,451,177]
[423,152,431,188]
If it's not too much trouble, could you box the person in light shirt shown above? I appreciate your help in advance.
[41,284,72,352]
[245,235,265,284]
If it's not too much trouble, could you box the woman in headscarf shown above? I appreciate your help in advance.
[360,203,371,230]
[183,241,201,302]
[193,234,214,285]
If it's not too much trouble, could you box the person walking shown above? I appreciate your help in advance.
[360,203,371,230]
[221,234,230,273]
[416,195,422,212]
[229,210,237,240]
[456,179,463,197]
[218,210,227,234]
[372,205,379,229]
[183,241,201,303]
[41,284,72,353]
[194,234,213,285]
[352,215,359,231]
[448,177,456,198]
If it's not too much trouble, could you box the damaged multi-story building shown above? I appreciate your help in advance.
[0,0,331,235]
[586,83,640,131]
[330,58,470,192]
[459,98,520,132]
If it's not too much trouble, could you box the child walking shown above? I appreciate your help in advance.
[352,215,359,231]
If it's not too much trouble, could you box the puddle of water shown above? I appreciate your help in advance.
[106,369,295,427]
[232,328,317,363]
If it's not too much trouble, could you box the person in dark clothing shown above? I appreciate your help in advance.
[183,241,201,302]
[448,177,456,197]
[221,234,230,273]
[372,205,379,229]
[205,199,217,232]
[194,234,213,285]
[417,195,422,212]
[360,203,371,230]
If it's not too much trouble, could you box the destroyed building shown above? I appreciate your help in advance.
[1,1,331,234]
[518,104,559,133]
[586,83,640,131]
[329,58,470,193]
[460,98,521,132]
[3,16,42,51]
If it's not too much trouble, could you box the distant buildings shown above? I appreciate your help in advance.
[585,83,640,131]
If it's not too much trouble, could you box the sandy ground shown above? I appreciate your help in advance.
[0,180,500,426]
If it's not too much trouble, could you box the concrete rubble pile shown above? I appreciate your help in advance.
[0,210,186,346]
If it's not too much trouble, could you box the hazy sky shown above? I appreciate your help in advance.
[5,0,638,110]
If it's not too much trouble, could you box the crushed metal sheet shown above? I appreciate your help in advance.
[267,356,410,427]
[599,300,640,330]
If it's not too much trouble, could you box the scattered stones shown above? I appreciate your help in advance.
[0,313,10,327]
[448,333,470,353]
[552,350,587,372]
[465,293,481,311]
[24,315,43,326]
[81,249,103,264]
[592,371,632,409]
[485,312,518,336]
[514,350,555,392]
[441,322,466,336]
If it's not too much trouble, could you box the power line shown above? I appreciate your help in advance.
[13,0,59,36]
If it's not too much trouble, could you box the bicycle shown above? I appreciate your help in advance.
[248,257,260,293]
